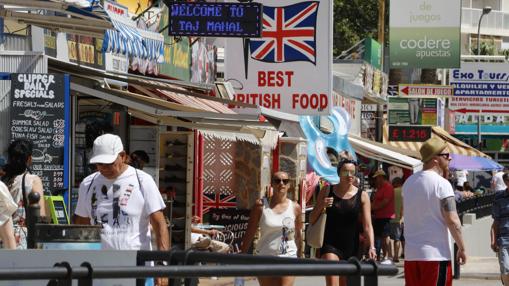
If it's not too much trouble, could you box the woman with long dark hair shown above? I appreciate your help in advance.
[309,155,376,286]
[2,139,46,249]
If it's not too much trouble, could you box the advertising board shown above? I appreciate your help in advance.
[225,0,332,115]
[449,62,509,112]
[10,74,70,191]
[389,0,461,68]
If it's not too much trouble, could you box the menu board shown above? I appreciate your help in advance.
[10,73,70,192]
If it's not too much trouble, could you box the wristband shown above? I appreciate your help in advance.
[369,247,376,250]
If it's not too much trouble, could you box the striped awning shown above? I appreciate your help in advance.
[101,4,163,61]
[383,126,490,159]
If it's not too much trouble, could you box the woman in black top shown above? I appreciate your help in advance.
[309,158,376,286]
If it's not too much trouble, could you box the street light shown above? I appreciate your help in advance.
[476,6,491,150]
[477,6,492,56]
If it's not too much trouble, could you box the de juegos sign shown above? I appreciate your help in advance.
[166,2,263,37]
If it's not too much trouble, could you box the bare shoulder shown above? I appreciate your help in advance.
[254,199,264,207]
[293,200,302,213]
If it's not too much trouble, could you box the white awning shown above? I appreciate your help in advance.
[349,135,423,172]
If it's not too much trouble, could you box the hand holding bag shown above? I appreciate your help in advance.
[306,209,326,248]
[306,185,331,248]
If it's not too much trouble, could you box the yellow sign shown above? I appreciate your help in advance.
[116,0,152,15]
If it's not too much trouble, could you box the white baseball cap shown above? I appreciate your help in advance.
[89,134,124,164]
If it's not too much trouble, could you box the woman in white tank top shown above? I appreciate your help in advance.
[1,139,46,249]
[240,171,303,286]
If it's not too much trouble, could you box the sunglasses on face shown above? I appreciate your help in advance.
[340,170,356,177]
[438,153,451,159]
[272,178,290,185]
[96,162,115,167]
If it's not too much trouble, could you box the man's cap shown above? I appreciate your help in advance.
[420,137,447,163]
[89,134,124,164]
[372,169,386,178]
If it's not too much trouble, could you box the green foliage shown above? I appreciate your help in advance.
[333,0,379,56]
[471,40,496,56]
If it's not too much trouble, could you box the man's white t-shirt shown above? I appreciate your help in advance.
[75,166,165,250]
[492,171,507,191]
[402,170,454,261]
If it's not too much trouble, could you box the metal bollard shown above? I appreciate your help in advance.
[26,191,41,249]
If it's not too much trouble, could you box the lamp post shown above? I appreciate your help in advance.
[476,6,491,150]
[477,6,492,57]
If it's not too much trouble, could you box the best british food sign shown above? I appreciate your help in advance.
[225,0,332,115]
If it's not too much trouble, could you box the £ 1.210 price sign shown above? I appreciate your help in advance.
[225,0,332,115]
[388,125,432,142]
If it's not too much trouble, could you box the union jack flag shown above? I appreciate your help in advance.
[202,192,237,214]
[250,1,319,64]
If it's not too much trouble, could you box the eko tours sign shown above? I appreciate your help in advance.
[389,0,461,68]
[225,0,332,115]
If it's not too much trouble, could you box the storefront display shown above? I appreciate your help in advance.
[159,132,194,248]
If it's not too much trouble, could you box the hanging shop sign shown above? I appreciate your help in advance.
[389,0,461,68]
[388,97,438,126]
[449,62,509,112]
[166,2,263,37]
[398,84,453,97]
[10,73,70,191]
[361,104,377,140]
[159,5,191,81]
[191,39,216,84]
[66,34,105,70]
[388,125,432,142]
[225,0,332,115]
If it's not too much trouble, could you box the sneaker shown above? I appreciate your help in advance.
[380,259,393,265]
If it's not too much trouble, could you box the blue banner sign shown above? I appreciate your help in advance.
[166,2,263,37]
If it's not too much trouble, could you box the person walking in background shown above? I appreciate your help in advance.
[130,150,150,170]
[403,138,467,286]
[371,169,395,264]
[492,167,508,192]
[74,134,169,285]
[309,156,376,286]
[390,177,404,263]
[1,139,46,249]
[0,181,16,249]
[491,173,509,285]
[241,171,302,286]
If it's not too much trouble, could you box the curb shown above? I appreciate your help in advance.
[458,273,500,281]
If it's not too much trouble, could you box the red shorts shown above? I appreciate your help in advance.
[404,261,452,286]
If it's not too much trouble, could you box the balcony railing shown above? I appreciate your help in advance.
[462,7,509,37]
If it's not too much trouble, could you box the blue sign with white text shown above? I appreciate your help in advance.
[166,2,263,37]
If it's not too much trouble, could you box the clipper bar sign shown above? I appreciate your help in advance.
[225,0,332,115]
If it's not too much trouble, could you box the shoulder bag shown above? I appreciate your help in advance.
[305,185,330,248]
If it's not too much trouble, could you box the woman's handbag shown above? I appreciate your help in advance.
[306,210,326,248]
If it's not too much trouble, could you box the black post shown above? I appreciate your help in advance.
[27,191,41,249]
[364,259,379,286]
[453,243,460,279]
[346,257,361,286]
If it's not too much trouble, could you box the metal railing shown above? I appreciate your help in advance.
[457,192,496,221]
[0,250,398,286]
[462,7,509,37]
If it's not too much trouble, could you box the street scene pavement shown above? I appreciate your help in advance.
[199,256,501,286]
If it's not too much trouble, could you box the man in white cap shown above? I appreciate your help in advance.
[403,138,466,286]
[74,133,169,252]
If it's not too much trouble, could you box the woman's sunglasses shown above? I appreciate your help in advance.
[272,178,290,185]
